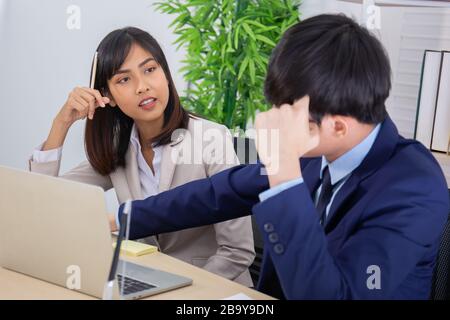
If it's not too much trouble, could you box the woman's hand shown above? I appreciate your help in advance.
[42,87,110,151]
[55,86,110,126]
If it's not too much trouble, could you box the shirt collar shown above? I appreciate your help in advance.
[130,123,160,151]
[130,123,140,149]
[320,123,381,185]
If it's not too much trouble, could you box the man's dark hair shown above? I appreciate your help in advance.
[264,14,391,124]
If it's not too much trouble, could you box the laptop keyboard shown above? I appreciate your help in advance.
[117,274,156,295]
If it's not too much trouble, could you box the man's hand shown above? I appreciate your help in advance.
[255,96,320,187]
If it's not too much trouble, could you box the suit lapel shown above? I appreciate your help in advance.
[123,128,186,196]
[124,146,143,199]
[323,174,360,231]
[158,131,185,193]
[301,158,322,197]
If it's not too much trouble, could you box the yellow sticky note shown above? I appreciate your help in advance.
[113,240,158,257]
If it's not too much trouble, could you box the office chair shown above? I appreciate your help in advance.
[430,189,450,300]
[232,137,263,286]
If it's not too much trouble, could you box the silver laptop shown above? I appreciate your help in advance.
[0,165,192,299]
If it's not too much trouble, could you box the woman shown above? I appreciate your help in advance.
[28,27,255,286]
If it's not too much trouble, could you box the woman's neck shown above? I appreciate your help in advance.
[135,117,164,148]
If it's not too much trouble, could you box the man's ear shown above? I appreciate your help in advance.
[332,116,348,137]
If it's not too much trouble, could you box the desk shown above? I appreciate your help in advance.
[0,252,274,300]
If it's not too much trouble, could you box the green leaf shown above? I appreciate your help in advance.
[253,55,267,72]
[241,22,256,41]
[248,59,256,84]
[255,34,276,47]
[233,24,241,50]
[244,20,266,30]
[225,61,236,76]
[244,20,278,33]
[220,42,227,62]
[237,56,250,80]
[227,29,233,50]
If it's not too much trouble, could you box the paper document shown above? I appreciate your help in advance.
[113,240,158,257]
[223,293,253,300]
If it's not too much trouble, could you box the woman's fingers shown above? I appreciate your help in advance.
[77,88,99,120]
[70,94,88,114]
[84,88,106,108]
[70,99,89,119]
[68,87,110,121]
[77,90,96,120]
[80,87,109,120]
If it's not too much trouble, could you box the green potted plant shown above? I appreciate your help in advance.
[155,1,301,259]
[155,0,301,134]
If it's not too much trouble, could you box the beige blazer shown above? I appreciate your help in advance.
[29,117,255,286]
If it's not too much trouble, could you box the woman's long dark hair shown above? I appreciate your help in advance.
[85,27,190,176]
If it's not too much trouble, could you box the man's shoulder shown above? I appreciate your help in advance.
[388,137,444,180]
[368,136,448,211]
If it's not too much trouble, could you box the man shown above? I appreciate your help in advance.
[113,14,449,299]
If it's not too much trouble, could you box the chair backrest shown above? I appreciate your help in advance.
[232,137,263,286]
[430,190,450,300]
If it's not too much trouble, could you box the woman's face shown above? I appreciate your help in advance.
[106,43,169,125]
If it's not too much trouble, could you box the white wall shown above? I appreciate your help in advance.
[300,0,363,21]
[0,0,187,212]
[379,6,450,138]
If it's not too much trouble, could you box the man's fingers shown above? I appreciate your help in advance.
[292,95,310,111]
[309,131,320,150]
[254,112,269,153]
[254,112,266,130]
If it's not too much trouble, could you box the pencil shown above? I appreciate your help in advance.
[90,51,98,89]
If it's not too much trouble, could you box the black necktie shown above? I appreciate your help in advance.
[316,166,333,226]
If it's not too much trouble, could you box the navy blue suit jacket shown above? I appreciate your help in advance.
[119,117,449,299]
